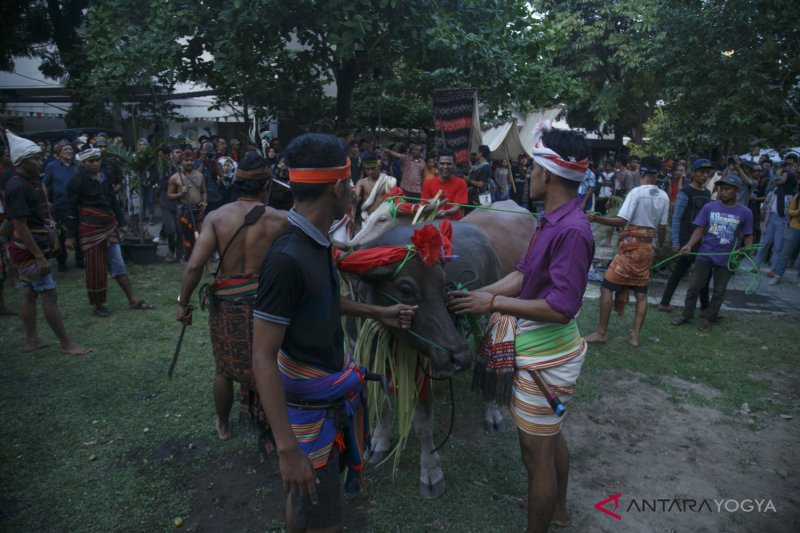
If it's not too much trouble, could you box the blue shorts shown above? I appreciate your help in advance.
[15,261,57,293]
[108,243,127,277]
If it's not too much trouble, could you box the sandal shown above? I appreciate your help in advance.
[698,321,713,333]
[671,316,691,326]
[93,306,111,317]
[130,300,155,310]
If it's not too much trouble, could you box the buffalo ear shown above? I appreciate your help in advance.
[358,263,398,282]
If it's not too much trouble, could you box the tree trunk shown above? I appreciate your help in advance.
[334,58,359,131]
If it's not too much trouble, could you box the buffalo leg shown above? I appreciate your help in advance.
[414,391,445,499]
[484,400,505,434]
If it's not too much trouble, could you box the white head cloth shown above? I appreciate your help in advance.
[6,129,42,166]
[75,147,102,162]
[530,121,588,182]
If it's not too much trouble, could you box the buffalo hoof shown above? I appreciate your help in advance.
[367,449,389,465]
[420,478,446,499]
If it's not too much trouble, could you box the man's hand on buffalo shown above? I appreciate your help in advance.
[447,290,494,315]
[376,303,417,330]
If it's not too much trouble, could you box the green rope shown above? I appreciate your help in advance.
[390,245,418,278]
[650,243,764,295]
[449,281,484,353]
[374,286,453,355]
[383,195,538,217]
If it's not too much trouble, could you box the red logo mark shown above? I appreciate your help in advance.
[595,492,623,520]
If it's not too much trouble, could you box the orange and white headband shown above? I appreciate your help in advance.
[288,158,351,184]
[531,121,588,182]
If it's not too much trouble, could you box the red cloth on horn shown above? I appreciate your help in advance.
[335,246,410,276]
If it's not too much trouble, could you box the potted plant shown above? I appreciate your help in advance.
[107,141,170,264]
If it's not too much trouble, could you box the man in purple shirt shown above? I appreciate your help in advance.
[673,174,753,332]
[448,125,594,533]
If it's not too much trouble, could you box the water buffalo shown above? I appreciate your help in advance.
[347,216,534,499]
[347,221,496,499]
[346,201,537,435]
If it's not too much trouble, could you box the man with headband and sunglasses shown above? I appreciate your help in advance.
[251,133,416,532]
[448,123,595,533]
[585,155,669,347]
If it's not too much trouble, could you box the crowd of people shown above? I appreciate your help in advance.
[2,123,798,533]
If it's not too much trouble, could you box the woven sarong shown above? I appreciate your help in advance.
[508,319,586,436]
[78,206,118,307]
[278,351,370,493]
[207,276,267,428]
[9,225,52,264]
[604,224,655,313]
[473,312,517,405]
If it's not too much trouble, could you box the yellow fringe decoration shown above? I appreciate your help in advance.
[354,318,425,473]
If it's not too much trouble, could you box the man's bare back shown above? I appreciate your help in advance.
[206,201,289,277]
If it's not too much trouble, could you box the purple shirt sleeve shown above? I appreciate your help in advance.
[544,229,594,319]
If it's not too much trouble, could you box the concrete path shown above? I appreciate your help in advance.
[586,226,799,315]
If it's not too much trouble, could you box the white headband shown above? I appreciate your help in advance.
[75,148,102,162]
[530,121,589,182]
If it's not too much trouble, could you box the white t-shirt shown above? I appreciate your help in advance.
[617,185,669,228]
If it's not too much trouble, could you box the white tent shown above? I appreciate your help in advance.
[481,120,526,161]
[739,148,782,164]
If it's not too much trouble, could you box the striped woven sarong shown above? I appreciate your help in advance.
[9,225,52,264]
[278,351,370,493]
[207,276,265,427]
[9,223,52,286]
[510,319,587,436]
[78,206,118,307]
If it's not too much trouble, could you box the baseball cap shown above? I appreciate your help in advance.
[691,158,714,171]
[716,173,742,189]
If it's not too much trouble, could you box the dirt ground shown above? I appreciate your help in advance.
[173,368,799,532]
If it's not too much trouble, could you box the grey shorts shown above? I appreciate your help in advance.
[291,448,342,530]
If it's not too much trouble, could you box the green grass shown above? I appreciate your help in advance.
[573,299,794,414]
[0,264,795,531]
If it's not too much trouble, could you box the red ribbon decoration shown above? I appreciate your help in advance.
[336,220,454,274]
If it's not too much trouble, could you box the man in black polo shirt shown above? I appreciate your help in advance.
[3,130,89,355]
[252,133,414,532]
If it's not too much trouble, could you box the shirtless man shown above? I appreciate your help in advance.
[177,153,286,441]
[353,151,396,222]
[167,150,207,261]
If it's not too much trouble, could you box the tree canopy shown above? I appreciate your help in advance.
[3,0,798,154]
